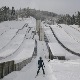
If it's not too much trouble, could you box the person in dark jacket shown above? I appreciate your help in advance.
[36,57,45,76]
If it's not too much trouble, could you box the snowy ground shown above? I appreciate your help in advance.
[0,18,80,80]
[56,24,80,53]
[2,41,57,80]
[2,40,80,80]
[50,60,80,80]
[44,24,80,60]
[0,17,36,63]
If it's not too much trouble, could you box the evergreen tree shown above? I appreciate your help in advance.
[77,11,80,27]
[0,8,2,22]
[71,14,75,25]
[11,7,15,15]
[3,6,8,21]
[0,6,10,21]
[66,14,71,25]
[27,7,30,18]
[11,7,15,20]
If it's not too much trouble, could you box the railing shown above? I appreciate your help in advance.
[44,34,54,60]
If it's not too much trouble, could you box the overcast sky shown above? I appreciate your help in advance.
[0,0,80,15]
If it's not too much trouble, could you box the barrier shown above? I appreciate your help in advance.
[44,34,54,60]
[3,61,14,76]
[14,57,32,71]
[0,63,4,78]
[0,61,14,79]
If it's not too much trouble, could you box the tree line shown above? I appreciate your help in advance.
[57,12,80,27]
[0,6,57,22]
[0,6,80,27]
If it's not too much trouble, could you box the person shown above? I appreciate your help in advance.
[36,57,45,76]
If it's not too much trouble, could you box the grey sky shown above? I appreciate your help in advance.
[0,0,80,15]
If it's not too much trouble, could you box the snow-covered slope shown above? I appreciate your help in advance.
[0,17,36,63]
[43,24,80,60]
[2,41,57,80]
[51,25,80,54]
[2,40,80,80]
[59,24,80,42]
[1,19,80,80]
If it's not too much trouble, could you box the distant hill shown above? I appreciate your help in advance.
[16,8,58,21]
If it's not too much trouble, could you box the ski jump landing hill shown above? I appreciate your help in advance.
[0,17,37,79]
[43,23,80,60]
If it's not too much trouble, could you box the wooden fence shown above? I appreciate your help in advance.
[0,61,14,79]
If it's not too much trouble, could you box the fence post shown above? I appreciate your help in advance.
[8,61,14,73]
[0,62,5,79]
[3,62,9,76]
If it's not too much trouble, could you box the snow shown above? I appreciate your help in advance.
[2,40,80,80]
[1,18,80,80]
[2,40,57,80]
[48,43,66,56]
[0,20,26,52]
[0,34,25,58]
[2,58,57,80]
[0,17,36,62]
[0,29,18,50]
[49,60,80,80]
[44,24,80,59]
[51,25,80,53]
[51,25,77,43]
[2,58,80,80]
[13,39,35,63]
[44,26,57,43]
[59,24,80,42]
[70,25,80,31]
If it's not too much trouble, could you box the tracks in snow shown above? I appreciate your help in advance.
[0,23,28,51]
[49,25,80,57]
[0,23,32,61]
